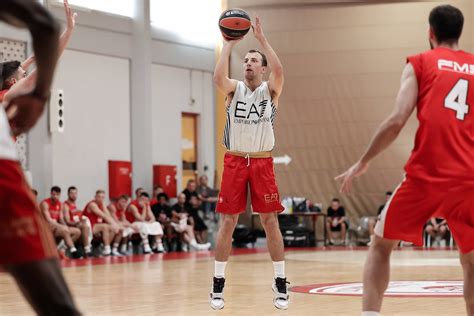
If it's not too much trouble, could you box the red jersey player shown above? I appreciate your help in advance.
[40,186,81,258]
[336,5,474,316]
[0,0,80,315]
[63,186,92,257]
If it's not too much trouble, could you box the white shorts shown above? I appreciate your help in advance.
[133,221,163,237]
[171,218,188,233]
[122,226,135,238]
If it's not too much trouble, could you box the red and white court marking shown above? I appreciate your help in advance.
[291,281,464,298]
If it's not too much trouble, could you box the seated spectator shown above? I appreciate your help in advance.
[107,195,136,254]
[83,190,123,256]
[151,193,172,220]
[151,193,173,243]
[425,217,448,246]
[126,192,165,253]
[171,193,210,251]
[183,179,199,208]
[63,186,92,257]
[188,195,208,244]
[368,191,392,245]
[172,193,188,214]
[326,198,348,245]
[150,185,164,206]
[197,175,218,220]
[40,186,81,259]
[134,187,145,200]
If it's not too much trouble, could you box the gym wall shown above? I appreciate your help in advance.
[151,65,215,193]
[48,50,130,207]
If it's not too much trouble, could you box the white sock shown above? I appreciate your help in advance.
[214,261,227,278]
[57,240,65,250]
[273,261,285,278]
[113,243,119,251]
[190,239,198,246]
[103,245,111,254]
[362,312,380,316]
[84,245,91,253]
[70,247,77,253]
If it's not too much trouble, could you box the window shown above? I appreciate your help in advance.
[150,0,221,46]
[54,0,134,18]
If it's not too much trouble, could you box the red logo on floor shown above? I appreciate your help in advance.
[290,281,463,297]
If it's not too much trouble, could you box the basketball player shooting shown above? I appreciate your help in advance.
[335,5,474,316]
[210,16,289,310]
[0,0,80,315]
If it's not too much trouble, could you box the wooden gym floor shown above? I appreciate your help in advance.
[0,247,466,315]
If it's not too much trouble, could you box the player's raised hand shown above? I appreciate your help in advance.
[335,160,369,194]
[252,16,265,41]
[64,0,78,30]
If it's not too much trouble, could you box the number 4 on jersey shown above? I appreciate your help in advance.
[444,79,470,120]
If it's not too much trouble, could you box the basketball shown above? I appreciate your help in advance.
[218,8,251,40]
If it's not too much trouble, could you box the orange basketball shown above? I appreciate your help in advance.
[218,9,251,40]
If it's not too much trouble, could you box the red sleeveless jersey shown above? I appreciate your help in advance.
[405,47,474,183]
[42,198,62,222]
[64,200,82,222]
[125,200,140,223]
[114,202,126,220]
[83,200,105,227]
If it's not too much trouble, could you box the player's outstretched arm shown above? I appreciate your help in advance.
[0,0,59,99]
[59,0,77,54]
[335,63,418,193]
[253,16,284,103]
[213,40,239,97]
[22,0,77,70]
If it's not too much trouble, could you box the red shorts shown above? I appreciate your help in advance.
[0,160,57,265]
[216,153,284,215]
[375,177,474,253]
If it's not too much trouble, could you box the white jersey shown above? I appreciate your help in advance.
[0,107,18,161]
[223,81,277,153]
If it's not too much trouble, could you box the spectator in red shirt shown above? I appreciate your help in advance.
[63,186,92,257]
[40,186,81,258]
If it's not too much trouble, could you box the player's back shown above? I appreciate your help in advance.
[405,47,474,183]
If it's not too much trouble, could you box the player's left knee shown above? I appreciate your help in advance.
[260,213,278,228]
